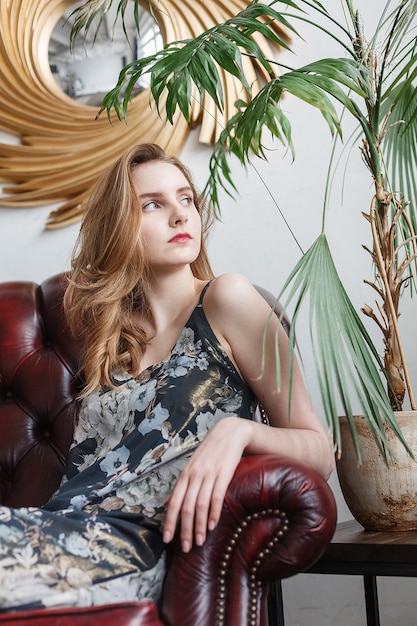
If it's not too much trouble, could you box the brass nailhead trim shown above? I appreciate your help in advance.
[214,509,289,626]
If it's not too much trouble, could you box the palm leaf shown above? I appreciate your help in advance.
[100,1,330,122]
[382,0,417,52]
[382,31,417,226]
[383,80,417,222]
[69,0,141,50]
[275,233,411,461]
[197,58,367,213]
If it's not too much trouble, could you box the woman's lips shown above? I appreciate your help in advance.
[169,233,192,243]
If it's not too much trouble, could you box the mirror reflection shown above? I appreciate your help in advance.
[49,1,162,106]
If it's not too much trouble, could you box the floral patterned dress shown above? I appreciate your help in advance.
[0,282,256,612]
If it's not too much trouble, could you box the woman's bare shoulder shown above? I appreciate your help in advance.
[206,272,258,306]
[203,272,272,330]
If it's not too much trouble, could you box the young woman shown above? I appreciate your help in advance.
[0,144,334,611]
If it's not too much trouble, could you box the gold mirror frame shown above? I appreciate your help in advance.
[0,0,283,229]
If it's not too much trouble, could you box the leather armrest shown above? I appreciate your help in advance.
[161,454,336,626]
[0,601,163,625]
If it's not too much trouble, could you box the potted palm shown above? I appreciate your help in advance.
[71,0,417,528]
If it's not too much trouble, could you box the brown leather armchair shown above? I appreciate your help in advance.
[0,273,336,626]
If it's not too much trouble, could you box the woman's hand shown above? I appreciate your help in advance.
[162,416,251,552]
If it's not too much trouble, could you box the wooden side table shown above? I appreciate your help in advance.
[268,519,417,626]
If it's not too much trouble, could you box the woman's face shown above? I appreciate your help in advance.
[131,160,202,273]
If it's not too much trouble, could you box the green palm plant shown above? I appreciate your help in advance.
[71,0,417,459]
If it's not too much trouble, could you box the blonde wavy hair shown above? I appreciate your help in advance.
[64,143,215,397]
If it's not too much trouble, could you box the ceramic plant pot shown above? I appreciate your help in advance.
[336,411,417,531]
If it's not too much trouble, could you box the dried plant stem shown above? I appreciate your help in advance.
[369,193,416,410]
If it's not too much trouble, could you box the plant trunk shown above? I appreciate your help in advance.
[366,186,410,411]
[384,339,406,411]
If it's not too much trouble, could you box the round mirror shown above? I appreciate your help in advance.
[0,0,284,229]
[49,1,162,106]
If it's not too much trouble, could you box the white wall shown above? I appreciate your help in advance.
[1,1,416,622]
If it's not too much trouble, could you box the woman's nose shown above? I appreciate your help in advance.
[169,206,188,226]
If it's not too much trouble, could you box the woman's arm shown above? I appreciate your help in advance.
[206,273,335,475]
[163,273,334,552]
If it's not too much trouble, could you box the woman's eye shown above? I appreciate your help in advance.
[180,196,193,206]
[143,201,158,211]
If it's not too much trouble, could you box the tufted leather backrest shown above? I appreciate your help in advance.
[0,273,82,507]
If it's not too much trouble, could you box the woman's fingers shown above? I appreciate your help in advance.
[180,475,212,551]
[163,463,235,552]
[163,473,189,545]
[164,468,214,552]
[205,470,232,532]
[162,417,251,550]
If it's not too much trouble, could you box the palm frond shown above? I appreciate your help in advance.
[102,2,304,123]
[383,79,417,234]
[69,0,141,50]
[275,233,411,461]
[382,0,417,53]
[197,58,367,214]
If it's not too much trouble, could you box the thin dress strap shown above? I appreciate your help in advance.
[198,279,214,305]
